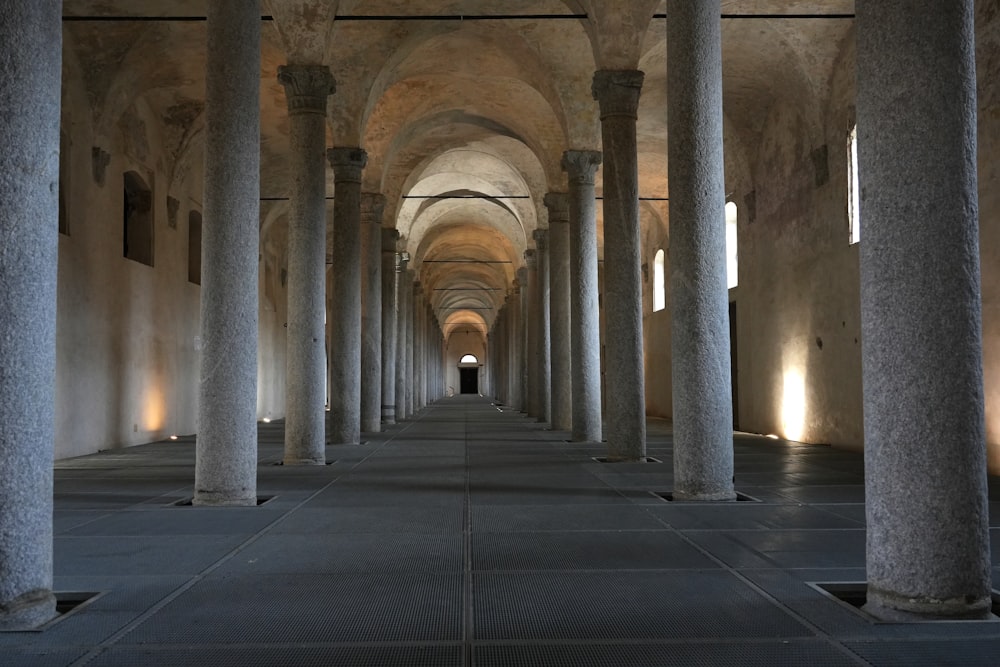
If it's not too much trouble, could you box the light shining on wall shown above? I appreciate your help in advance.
[726,202,738,289]
[781,370,806,442]
[142,385,166,432]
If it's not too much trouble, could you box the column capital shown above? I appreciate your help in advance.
[511,278,521,296]
[592,69,644,120]
[328,147,368,183]
[394,251,408,273]
[382,227,400,252]
[562,150,602,185]
[543,192,569,224]
[361,192,387,225]
[533,228,549,251]
[525,248,538,269]
[277,64,336,115]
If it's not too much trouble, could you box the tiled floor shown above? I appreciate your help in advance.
[5,395,1000,666]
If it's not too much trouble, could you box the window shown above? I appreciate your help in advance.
[652,249,665,312]
[123,171,153,265]
[460,354,478,364]
[59,131,69,236]
[726,201,738,289]
[848,124,861,244]
[188,210,202,285]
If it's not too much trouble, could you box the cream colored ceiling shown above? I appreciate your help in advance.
[62,0,854,341]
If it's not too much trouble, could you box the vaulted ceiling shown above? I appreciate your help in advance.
[61,0,855,343]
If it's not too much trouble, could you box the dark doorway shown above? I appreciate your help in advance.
[729,301,739,430]
[459,367,479,394]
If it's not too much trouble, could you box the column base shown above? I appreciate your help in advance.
[281,457,326,466]
[0,590,57,631]
[671,489,737,502]
[192,493,257,507]
[863,588,996,622]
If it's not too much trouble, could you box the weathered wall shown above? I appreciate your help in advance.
[735,32,863,449]
[444,335,485,396]
[54,37,288,460]
[977,0,1000,472]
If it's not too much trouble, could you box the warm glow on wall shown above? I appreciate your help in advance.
[142,385,166,432]
[781,370,806,442]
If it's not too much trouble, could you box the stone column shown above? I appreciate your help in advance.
[545,193,572,431]
[381,236,400,425]
[666,1,735,499]
[562,150,603,442]
[278,64,335,466]
[360,193,385,434]
[413,282,423,410]
[518,267,529,412]
[327,148,367,444]
[507,281,523,411]
[406,269,417,416]
[195,0,260,506]
[524,249,539,418]
[0,0,60,630]
[592,70,646,461]
[534,229,552,424]
[858,0,991,621]
[395,254,410,420]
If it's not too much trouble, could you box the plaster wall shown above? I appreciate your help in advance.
[977,0,1000,472]
[445,335,485,396]
[734,36,863,450]
[54,50,288,461]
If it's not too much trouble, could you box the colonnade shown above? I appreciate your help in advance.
[0,0,991,629]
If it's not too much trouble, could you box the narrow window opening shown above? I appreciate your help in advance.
[848,124,861,245]
[123,171,153,265]
[59,131,70,236]
[653,249,665,312]
[726,202,738,289]
[188,210,202,285]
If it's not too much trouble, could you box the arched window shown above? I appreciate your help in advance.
[726,201,738,289]
[59,131,69,236]
[460,354,478,365]
[653,249,665,312]
[848,124,861,244]
[123,171,153,266]
[188,210,202,285]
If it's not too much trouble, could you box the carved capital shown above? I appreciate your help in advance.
[361,192,387,225]
[277,65,336,116]
[524,248,537,269]
[562,149,602,185]
[592,69,644,119]
[394,252,408,273]
[533,228,549,251]
[328,147,367,183]
[543,192,569,224]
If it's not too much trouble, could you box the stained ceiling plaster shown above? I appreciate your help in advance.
[62,0,855,342]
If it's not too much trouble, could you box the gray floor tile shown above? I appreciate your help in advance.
[120,573,463,644]
[472,504,665,532]
[54,534,248,576]
[88,646,463,667]
[214,532,463,574]
[475,641,864,667]
[474,570,811,640]
[473,531,718,571]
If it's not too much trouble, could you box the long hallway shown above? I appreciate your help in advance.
[6,396,1000,666]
